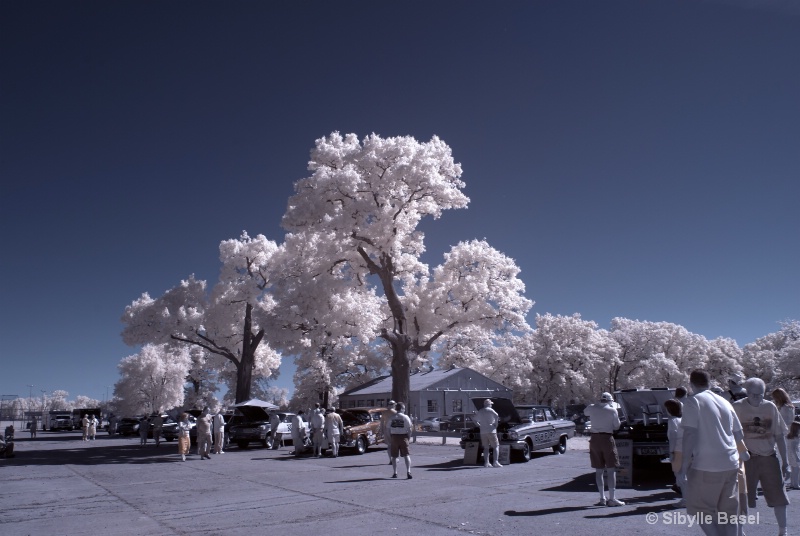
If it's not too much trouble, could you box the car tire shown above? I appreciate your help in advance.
[552,436,567,455]
[355,435,367,455]
[513,441,532,463]
[164,437,174,442]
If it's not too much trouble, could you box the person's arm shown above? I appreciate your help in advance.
[777,430,788,474]
[679,426,697,479]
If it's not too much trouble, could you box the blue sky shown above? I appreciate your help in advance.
[1,1,798,404]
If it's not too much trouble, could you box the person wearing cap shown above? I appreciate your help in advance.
[290,410,306,456]
[733,377,790,536]
[310,406,325,458]
[381,400,398,464]
[87,413,99,441]
[583,392,624,507]
[212,410,225,454]
[324,406,344,457]
[81,413,90,441]
[196,407,213,459]
[476,398,502,468]
[679,369,747,536]
[389,402,414,479]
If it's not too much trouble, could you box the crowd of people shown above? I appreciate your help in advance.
[586,370,800,536]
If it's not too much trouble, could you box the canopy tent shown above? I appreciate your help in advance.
[231,398,279,410]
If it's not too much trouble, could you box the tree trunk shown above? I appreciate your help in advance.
[234,303,264,404]
[390,343,411,407]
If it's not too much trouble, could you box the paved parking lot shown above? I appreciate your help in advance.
[1,429,796,535]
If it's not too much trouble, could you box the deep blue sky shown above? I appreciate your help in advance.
[1,1,798,404]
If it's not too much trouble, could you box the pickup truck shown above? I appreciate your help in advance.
[612,388,676,464]
[459,398,576,463]
[50,413,73,431]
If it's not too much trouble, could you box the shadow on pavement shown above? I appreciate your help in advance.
[323,477,393,484]
[415,458,474,471]
[506,491,678,518]
[1,443,183,466]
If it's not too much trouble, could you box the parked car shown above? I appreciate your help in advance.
[50,414,73,432]
[439,413,477,432]
[227,406,272,449]
[116,417,141,436]
[419,417,444,432]
[460,398,576,463]
[612,387,676,465]
[337,408,384,454]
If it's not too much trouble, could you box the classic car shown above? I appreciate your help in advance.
[459,398,576,463]
[227,406,272,449]
[612,387,675,464]
[439,413,478,432]
[269,412,306,446]
[337,408,384,454]
[419,417,444,432]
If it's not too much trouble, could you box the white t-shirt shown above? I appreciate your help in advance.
[389,413,413,435]
[733,399,783,456]
[667,416,683,453]
[476,407,499,433]
[778,405,794,435]
[583,403,620,433]
[681,390,741,472]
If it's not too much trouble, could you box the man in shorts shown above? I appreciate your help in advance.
[680,370,746,536]
[733,377,789,536]
[389,402,413,479]
[583,392,624,506]
[476,399,502,468]
[381,400,397,464]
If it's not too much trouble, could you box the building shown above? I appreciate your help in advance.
[337,366,513,421]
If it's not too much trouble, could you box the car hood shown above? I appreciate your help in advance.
[234,405,270,422]
[470,397,521,424]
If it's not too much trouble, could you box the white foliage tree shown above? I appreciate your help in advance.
[705,337,744,386]
[281,132,532,404]
[113,344,191,415]
[121,232,282,403]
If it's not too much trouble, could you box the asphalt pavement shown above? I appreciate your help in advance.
[1,428,797,536]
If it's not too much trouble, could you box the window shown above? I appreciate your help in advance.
[452,400,462,412]
[376,399,384,407]
[366,400,374,407]
[357,400,364,407]
[427,400,438,413]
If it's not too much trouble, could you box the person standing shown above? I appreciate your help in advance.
[724,373,748,403]
[679,369,747,536]
[310,407,325,458]
[324,407,344,458]
[87,414,98,441]
[30,416,37,439]
[772,388,795,432]
[177,412,191,461]
[381,400,397,464]
[151,414,163,447]
[270,412,283,449]
[664,399,685,506]
[81,413,90,441]
[107,414,117,436]
[196,407,213,460]
[291,410,306,456]
[733,377,790,536]
[787,421,800,490]
[476,399,502,468]
[389,402,413,479]
[212,411,225,454]
[583,392,625,507]
[138,415,150,447]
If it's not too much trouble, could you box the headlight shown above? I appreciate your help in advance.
[259,425,267,430]
[508,430,519,440]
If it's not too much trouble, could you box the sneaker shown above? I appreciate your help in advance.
[607,498,625,507]
[492,462,502,468]
[407,473,412,479]
[181,455,186,462]
[391,474,397,478]
[595,499,607,507]
[484,463,490,468]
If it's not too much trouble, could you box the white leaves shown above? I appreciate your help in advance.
[113,343,191,415]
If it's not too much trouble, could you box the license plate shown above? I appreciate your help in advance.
[637,447,666,456]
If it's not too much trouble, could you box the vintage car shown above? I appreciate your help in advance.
[439,413,478,432]
[337,408,384,454]
[227,406,272,449]
[459,398,576,463]
[612,387,676,464]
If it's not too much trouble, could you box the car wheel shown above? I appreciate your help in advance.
[552,436,567,455]
[355,435,367,455]
[237,440,249,449]
[165,437,174,442]
[513,441,532,463]
[263,435,274,449]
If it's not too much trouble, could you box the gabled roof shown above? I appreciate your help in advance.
[339,366,511,397]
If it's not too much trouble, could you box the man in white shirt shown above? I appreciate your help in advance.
[310,408,325,458]
[212,411,225,454]
[476,399,501,468]
[733,377,789,536]
[680,370,747,536]
[584,392,624,507]
[290,410,306,456]
[389,402,413,479]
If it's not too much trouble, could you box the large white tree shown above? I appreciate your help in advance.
[281,133,532,404]
[121,233,282,403]
[113,344,190,415]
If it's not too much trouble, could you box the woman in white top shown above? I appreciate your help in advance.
[177,413,192,461]
[772,388,795,432]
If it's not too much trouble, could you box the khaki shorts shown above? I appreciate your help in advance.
[685,468,739,517]
[744,453,789,508]
[481,433,499,449]
[589,434,619,469]
[390,434,410,457]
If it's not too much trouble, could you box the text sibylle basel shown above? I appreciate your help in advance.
[646,512,760,527]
